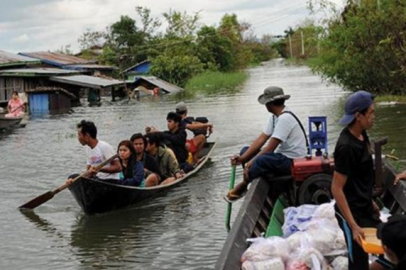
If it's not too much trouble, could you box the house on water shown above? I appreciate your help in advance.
[19,51,115,76]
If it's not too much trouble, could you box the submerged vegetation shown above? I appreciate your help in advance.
[185,71,248,94]
[77,7,277,89]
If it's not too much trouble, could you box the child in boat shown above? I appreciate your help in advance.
[117,140,144,187]
[5,91,25,118]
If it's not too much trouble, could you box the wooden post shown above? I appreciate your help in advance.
[289,35,293,58]
[301,31,305,56]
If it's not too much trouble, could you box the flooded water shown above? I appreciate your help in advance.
[1,59,405,269]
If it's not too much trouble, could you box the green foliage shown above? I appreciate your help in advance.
[150,55,203,87]
[309,0,406,95]
[75,7,278,87]
[185,70,248,94]
[195,26,233,71]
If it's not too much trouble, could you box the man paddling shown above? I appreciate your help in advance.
[67,120,121,183]
[225,86,307,201]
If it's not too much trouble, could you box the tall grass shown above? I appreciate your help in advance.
[185,71,248,94]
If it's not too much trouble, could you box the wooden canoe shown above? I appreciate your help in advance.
[215,160,406,270]
[0,115,23,130]
[68,141,216,215]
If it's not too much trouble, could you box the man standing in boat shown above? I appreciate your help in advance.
[331,91,382,270]
[226,86,307,201]
[67,120,121,183]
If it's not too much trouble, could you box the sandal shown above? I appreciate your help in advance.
[223,189,248,203]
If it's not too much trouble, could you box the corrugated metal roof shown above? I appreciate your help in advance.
[0,50,40,68]
[0,68,79,77]
[122,60,151,74]
[50,75,125,89]
[132,76,184,93]
[19,52,96,66]
[65,64,115,70]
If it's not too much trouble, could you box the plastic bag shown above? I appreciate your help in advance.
[241,237,291,263]
[286,239,328,270]
[331,256,348,270]
[242,257,285,270]
[312,202,335,220]
[282,204,319,237]
[298,219,343,255]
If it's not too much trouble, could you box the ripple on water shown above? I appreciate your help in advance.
[3,59,404,269]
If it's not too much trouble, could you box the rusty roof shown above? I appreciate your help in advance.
[131,76,184,94]
[0,68,79,77]
[19,51,96,66]
[0,50,40,68]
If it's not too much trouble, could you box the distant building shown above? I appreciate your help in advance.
[19,51,115,76]
[122,60,151,80]
[128,76,184,98]
[26,86,76,115]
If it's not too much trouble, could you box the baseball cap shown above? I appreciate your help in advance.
[175,102,187,112]
[339,90,374,125]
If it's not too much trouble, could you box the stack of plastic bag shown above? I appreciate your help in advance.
[241,237,290,270]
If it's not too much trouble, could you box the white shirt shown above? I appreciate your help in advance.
[263,107,307,159]
[86,140,119,180]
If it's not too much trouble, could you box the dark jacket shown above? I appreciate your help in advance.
[120,159,144,186]
[158,129,188,164]
[141,152,160,175]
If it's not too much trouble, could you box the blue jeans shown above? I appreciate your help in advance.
[240,146,292,182]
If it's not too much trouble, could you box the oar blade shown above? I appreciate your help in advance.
[19,191,54,210]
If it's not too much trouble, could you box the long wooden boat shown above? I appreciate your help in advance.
[0,115,23,129]
[215,160,406,270]
[68,141,216,215]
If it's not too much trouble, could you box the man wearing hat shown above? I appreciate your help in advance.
[377,215,406,269]
[175,102,213,162]
[226,86,307,201]
[331,90,382,270]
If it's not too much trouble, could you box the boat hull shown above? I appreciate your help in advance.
[0,116,23,129]
[215,160,405,270]
[68,142,216,214]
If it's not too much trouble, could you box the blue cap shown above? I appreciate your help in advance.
[339,91,374,125]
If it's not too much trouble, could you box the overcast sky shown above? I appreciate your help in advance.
[0,0,344,54]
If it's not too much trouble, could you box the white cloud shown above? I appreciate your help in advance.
[0,0,346,53]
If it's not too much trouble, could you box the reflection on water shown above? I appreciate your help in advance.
[1,59,406,269]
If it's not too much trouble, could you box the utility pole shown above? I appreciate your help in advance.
[301,31,305,56]
[289,35,293,58]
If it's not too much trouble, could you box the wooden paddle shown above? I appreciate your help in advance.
[225,165,236,232]
[19,154,119,210]
[9,103,25,114]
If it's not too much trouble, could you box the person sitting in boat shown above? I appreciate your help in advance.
[144,132,183,185]
[147,112,192,173]
[66,120,121,184]
[377,215,406,270]
[175,102,213,163]
[130,133,161,187]
[5,91,25,118]
[226,86,307,202]
[117,140,144,187]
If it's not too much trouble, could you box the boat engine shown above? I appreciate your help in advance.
[291,116,335,205]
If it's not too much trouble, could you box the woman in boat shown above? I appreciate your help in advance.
[5,91,25,118]
[117,140,144,187]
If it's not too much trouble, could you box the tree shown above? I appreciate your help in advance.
[195,26,233,71]
[150,55,203,87]
[309,0,406,94]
